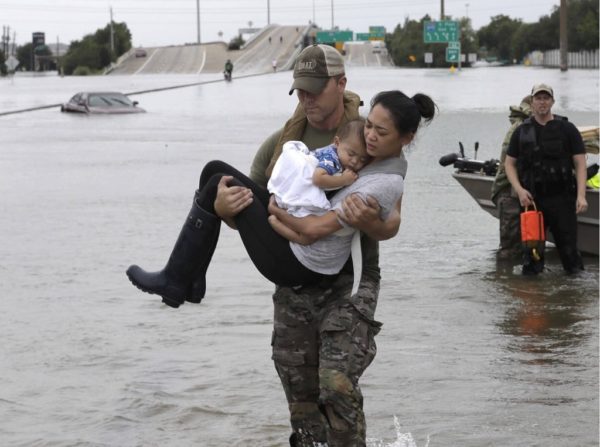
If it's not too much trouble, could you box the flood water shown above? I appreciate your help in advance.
[0,66,598,447]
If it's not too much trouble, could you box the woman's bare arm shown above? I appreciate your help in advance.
[268,215,314,245]
[268,196,342,243]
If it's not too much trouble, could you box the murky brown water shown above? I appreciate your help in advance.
[1,67,598,446]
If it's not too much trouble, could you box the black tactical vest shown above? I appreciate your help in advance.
[516,116,576,195]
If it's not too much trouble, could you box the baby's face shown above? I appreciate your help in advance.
[337,134,370,171]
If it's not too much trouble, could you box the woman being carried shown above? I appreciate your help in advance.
[125,90,436,308]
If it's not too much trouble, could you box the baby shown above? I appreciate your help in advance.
[267,118,371,218]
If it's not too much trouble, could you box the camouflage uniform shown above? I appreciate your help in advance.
[491,97,532,260]
[272,270,381,447]
[249,87,390,445]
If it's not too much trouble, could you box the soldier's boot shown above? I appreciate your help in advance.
[126,190,220,308]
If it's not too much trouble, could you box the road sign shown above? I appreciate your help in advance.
[424,21,459,43]
[356,33,370,41]
[5,55,19,71]
[369,26,386,34]
[448,41,460,50]
[424,52,433,64]
[316,30,353,43]
[446,47,460,63]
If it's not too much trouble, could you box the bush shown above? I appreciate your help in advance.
[228,35,245,50]
[73,66,92,76]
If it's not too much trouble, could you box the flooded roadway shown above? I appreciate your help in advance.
[0,66,598,446]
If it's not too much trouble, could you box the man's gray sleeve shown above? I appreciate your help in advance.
[249,129,283,187]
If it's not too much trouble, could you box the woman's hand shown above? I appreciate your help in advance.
[338,194,402,241]
[339,194,380,228]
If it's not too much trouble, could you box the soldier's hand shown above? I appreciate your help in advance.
[517,188,534,208]
[576,195,588,214]
[213,176,253,219]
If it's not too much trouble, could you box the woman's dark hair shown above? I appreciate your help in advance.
[370,90,436,136]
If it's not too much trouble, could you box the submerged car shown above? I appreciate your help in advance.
[60,92,146,114]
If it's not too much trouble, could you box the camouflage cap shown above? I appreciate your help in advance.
[531,83,554,98]
[289,44,345,96]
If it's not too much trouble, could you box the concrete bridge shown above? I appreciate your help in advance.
[108,25,392,76]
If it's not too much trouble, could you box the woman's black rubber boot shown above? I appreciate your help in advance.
[126,191,220,308]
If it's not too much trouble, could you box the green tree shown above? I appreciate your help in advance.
[567,0,598,50]
[0,49,6,75]
[61,21,132,75]
[477,15,522,63]
[16,42,33,71]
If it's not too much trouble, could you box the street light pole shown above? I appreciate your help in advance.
[110,7,114,54]
[196,0,201,44]
[331,0,334,29]
[559,0,568,71]
[267,0,270,25]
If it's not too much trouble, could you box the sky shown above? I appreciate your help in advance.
[1,0,561,49]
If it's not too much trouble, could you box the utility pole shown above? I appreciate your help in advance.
[559,0,568,71]
[331,0,334,29]
[110,7,114,54]
[196,0,201,44]
[312,0,315,24]
[267,0,270,25]
[441,0,445,20]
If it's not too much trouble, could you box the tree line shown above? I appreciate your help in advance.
[387,0,598,67]
[4,22,132,75]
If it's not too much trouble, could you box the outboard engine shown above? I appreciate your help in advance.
[439,141,499,176]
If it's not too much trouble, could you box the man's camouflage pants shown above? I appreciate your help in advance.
[495,188,522,259]
[271,273,381,447]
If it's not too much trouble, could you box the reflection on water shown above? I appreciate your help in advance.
[498,273,590,356]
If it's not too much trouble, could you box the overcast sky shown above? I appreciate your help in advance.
[2,0,560,48]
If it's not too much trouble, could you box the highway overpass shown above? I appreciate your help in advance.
[108,25,393,76]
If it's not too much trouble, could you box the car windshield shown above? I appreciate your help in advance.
[88,94,134,108]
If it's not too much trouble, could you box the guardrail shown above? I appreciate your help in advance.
[526,49,599,68]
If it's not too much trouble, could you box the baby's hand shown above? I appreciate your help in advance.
[340,169,358,185]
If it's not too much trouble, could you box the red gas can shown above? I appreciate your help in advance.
[520,202,545,248]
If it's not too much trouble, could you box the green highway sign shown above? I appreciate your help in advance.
[445,47,460,63]
[424,21,459,43]
[369,26,386,34]
[316,30,353,43]
[356,33,370,41]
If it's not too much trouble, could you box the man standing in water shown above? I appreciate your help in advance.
[491,95,532,260]
[213,44,403,446]
[505,83,587,274]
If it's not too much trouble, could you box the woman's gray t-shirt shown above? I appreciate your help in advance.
[290,157,405,274]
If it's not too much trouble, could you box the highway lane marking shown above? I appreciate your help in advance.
[134,48,159,75]
[196,48,207,74]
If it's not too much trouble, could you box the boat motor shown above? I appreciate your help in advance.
[438,142,499,176]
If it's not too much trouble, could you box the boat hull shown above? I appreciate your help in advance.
[452,172,599,256]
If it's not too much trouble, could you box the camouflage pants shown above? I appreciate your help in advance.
[271,273,381,447]
[495,188,522,259]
